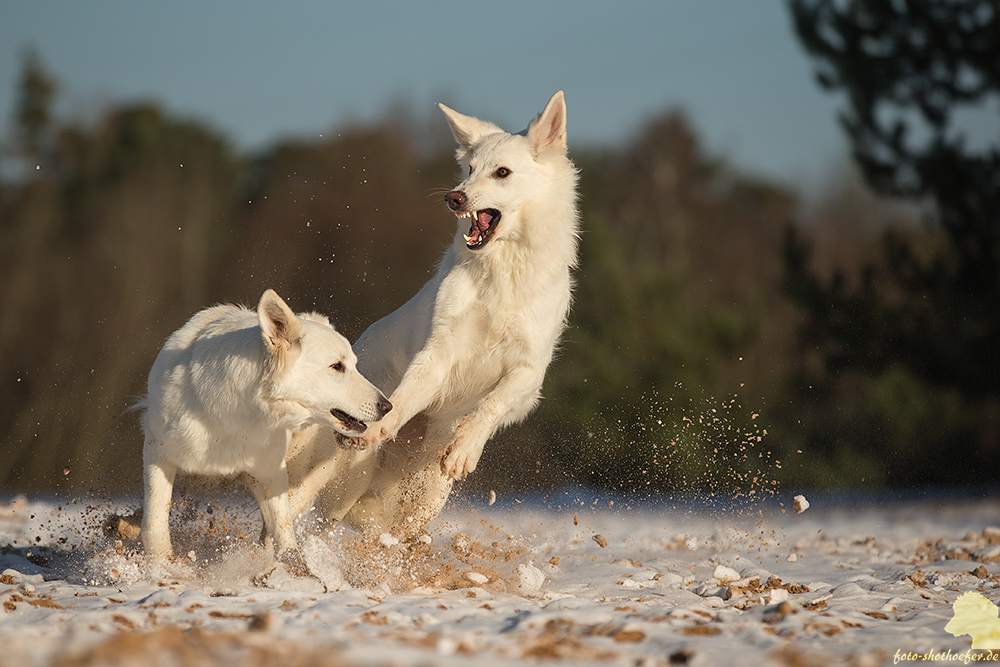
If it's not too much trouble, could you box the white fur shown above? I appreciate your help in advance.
[139,289,390,563]
[286,91,579,537]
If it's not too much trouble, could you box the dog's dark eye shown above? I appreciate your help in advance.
[330,362,345,373]
[494,167,511,178]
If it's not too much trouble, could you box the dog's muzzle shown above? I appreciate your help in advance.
[446,190,501,249]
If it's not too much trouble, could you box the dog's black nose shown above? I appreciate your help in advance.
[377,397,393,418]
[445,190,466,210]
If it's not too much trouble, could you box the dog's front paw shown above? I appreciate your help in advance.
[336,433,369,451]
[441,444,481,481]
[336,421,394,451]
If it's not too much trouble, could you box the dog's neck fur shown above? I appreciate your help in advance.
[258,344,312,430]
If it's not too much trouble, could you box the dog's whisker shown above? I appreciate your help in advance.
[425,187,452,199]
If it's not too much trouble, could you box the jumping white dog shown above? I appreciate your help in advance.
[286,91,579,538]
[139,289,391,564]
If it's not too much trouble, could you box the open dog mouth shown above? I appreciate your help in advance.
[456,208,501,249]
[330,408,366,434]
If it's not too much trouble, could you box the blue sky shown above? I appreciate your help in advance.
[0,1,903,188]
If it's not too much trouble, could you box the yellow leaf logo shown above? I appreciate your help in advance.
[946,592,1000,649]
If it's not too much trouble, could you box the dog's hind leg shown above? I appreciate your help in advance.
[343,416,454,539]
[141,456,178,557]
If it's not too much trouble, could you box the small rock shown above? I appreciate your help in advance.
[805,592,833,610]
[654,572,684,589]
[692,583,727,599]
[712,565,740,585]
[769,588,789,604]
[516,563,545,595]
[786,553,798,563]
[972,565,989,578]
[466,572,489,585]
[593,534,608,548]
[793,495,809,514]
[102,513,142,541]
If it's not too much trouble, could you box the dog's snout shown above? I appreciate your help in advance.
[445,190,467,211]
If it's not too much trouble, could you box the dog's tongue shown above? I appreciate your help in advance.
[474,210,494,233]
[466,210,494,246]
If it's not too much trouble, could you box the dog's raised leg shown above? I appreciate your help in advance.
[141,456,178,557]
[349,346,453,450]
[442,364,545,480]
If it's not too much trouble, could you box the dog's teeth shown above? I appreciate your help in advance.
[463,233,473,243]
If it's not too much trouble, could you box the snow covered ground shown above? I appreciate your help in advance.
[2,487,999,666]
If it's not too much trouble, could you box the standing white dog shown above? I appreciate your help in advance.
[140,289,391,564]
[286,91,579,538]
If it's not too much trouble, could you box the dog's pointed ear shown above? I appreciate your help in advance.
[258,289,303,352]
[526,90,567,156]
[438,103,501,151]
